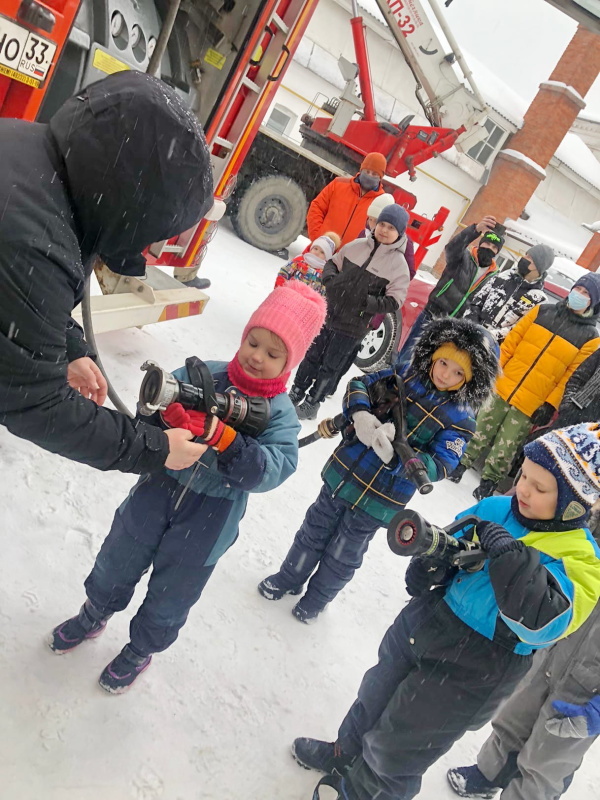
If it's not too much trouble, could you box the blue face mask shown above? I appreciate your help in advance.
[567,289,590,311]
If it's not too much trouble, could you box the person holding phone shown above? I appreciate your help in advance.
[397,216,504,366]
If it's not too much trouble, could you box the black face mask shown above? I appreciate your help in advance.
[477,247,495,268]
[517,257,532,278]
[358,172,380,192]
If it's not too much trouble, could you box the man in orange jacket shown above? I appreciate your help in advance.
[307,152,386,246]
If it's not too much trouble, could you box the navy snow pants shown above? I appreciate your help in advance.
[84,473,236,657]
[294,326,362,403]
[336,592,532,800]
[274,484,380,612]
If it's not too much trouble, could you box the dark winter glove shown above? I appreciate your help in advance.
[475,520,523,558]
[405,557,456,597]
[362,295,379,314]
[530,402,555,427]
[546,696,600,739]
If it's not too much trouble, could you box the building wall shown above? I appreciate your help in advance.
[535,165,600,223]
[571,117,600,161]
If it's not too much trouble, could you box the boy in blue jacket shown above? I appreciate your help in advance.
[292,422,600,800]
[48,281,326,693]
[258,317,499,623]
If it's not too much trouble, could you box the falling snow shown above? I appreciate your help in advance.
[0,222,598,799]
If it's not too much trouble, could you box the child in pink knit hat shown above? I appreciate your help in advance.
[48,281,326,694]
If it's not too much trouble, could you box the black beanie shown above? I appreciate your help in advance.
[573,272,600,309]
[480,230,505,252]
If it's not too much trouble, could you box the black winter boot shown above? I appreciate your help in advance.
[473,479,498,500]
[257,574,303,601]
[296,398,321,421]
[288,385,305,406]
[292,738,355,775]
[447,765,500,798]
[292,599,324,624]
[447,464,467,484]
[48,601,111,654]
[98,645,152,694]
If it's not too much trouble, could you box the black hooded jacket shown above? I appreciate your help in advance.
[425,224,498,318]
[0,71,213,473]
[557,348,600,426]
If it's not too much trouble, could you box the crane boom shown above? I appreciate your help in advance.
[373,0,489,151]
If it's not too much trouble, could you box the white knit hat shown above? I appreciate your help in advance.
[366,193,395,219]
[311,235,336,261]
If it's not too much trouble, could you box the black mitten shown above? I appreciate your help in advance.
[405,558,456,597]
[476,520,523,557]
[530,402,555,427]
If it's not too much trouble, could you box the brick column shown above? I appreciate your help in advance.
[433,25,600,275]
[577,233,600,272]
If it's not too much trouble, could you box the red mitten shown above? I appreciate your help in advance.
[275,275,286,288]
[162,402,192,429]
[186,409,213,438]
[183,410,237,452]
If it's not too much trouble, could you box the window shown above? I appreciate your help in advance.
[265,106,294,136]
[467,118,506,166]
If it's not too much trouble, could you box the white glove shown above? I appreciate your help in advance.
[352,411,381,447]
[371,422,396,464]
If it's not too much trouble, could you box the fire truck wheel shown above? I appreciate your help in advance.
[231,175,307,251]
[354,311,402,373]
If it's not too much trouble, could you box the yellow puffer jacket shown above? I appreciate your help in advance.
[496,301,600,417]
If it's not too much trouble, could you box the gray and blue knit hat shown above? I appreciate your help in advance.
[377,204,409,237]
[524,422,600,522]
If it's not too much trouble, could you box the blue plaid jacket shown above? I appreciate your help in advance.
[321,365,476,523]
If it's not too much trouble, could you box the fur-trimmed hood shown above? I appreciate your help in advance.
[410,316,499,410]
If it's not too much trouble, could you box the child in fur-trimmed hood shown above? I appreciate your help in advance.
[259,316,499,624]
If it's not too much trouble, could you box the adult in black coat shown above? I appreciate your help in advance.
[0,71,213,473]
[554,347,600,426]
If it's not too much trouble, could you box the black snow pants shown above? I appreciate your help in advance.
[293,325,361,402]
[336,591,533,800]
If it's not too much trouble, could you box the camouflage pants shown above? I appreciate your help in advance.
[460,394,531,483]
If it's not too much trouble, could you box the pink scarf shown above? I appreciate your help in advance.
[227,355,289,398]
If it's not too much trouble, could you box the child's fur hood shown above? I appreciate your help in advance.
[410,316,499,411]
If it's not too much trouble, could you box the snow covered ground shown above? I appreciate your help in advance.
[1,222,598,800]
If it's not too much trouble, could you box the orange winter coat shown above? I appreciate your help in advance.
[307,175,383,246]
[496,301,600,417]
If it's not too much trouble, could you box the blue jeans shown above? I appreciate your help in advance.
[395,309,433,369]
[275,484,381,611]
[85,474,220,656]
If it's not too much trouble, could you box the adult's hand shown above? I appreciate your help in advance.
[475,215,497,234]
[164,428,208,470]
[67,357,108,406]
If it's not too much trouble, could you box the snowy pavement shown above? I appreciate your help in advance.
[1,222,598,800]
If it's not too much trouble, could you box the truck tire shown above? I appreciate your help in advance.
[231,175,307,251]
[354,312,402,373]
